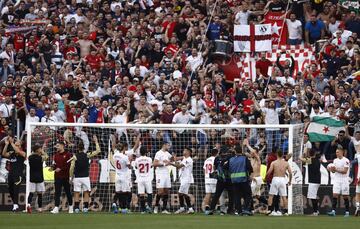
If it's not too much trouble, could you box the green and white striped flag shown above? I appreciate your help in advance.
[307,116,345,142]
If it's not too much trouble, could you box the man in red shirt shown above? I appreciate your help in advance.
[50,142,73,214]
[256,52,272,79]
[84,50,103,71]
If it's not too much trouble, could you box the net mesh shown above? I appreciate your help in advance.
[26,123,304,214]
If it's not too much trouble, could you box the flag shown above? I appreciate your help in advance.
[339,0,359,13]
[216,53,252,82]
[264,12,288,46]
[233,24,272,52]
[307,116,345,142]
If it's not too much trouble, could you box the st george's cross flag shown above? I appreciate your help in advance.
[234,24,272,52]
[307,116,345,142]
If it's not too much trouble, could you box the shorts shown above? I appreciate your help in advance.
[156,175,171,189]
[115,176,131,192]
[73,177,91,192]
[137,180,153,194]
[251,176,263,196]
[29,182,45,193]
[269,177,287,197]
[205,183,216,194]
[179,182,191,194]
[333,181,349,195]
[307,183,320,199]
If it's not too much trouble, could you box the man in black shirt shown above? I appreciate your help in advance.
[27,144,48,213]
[2,136,26,212]
[301,149,321,216]
[69,135,100,213]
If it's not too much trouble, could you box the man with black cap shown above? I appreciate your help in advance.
[207,145,234,215]
[228,145,253,215]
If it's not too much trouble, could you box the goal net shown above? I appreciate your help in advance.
[25,123,304,214]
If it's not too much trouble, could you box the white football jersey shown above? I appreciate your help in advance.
[203,156,217,184]
[179,157,194,183]
[333,157,350,182]
[356,154,360,180]
[154,149,172,175]
[113,150,130,177]
[135,156,153,182]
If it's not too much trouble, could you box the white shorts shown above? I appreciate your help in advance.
[333,181,349,195]
[73,177,91,192]
[205,183,216,194]
[307,183,320,199]
[29,182,45,193]
[356,185,360,193]
[269,177,287,197]
[156,175,171,189]
[251,176,263,196]
[179,182,191,194]
[115,176,131,192]
[137,180,153,194]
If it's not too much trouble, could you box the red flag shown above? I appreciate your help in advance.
[264,12,288,46]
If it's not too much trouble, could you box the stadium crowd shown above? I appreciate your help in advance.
[0,0,360,216]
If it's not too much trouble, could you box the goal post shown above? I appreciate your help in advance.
[25,122,304,214]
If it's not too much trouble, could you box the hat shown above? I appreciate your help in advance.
[128,85,137,92]
[173,70,182,79]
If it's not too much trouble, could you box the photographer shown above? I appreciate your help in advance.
[207,146,234,215]
[1,134,26,212]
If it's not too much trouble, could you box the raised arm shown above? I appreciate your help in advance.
[87,135,101,158]
[287,162,292,185]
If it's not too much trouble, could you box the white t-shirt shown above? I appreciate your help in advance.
[154,149,172,176]
[26,115,40,131]
[111,113,127,136]
[172,112,195,133]
[129,66,149,77]
[190,98,206,115]
[333,157,350,182]
[179,157,194,183]
[186,54,203,72]
[113,150,130,178]
[41,115,58,130]
[0,103,14,118]
[203,156,217,184]
[286,19,302,39]
[276,76,296,86]
[135,156,153,182]
[52,110,66,123]
[328,21,340,34]
[351,137,360,154]
[235,11,251,25]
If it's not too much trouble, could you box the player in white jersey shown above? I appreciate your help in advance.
[352,150,360,216]
[153,142,173,214]
[172,147,195,214]
[134,146,153,213]
[327,149,350,217]
[203,149,218,213]
[110,142,132,214]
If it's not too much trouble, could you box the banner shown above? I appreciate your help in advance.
[219,45,314,82]
[264,12,288,46]
[233,24,272,52]
[339,0,359,13]
[5,26,37,34]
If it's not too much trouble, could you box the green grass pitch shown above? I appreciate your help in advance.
[0,213,358,229]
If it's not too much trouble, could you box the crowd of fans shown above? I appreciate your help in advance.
[0,0,359,162]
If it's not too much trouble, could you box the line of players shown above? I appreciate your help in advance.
[24,135,360,216]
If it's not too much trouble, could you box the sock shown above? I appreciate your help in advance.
[119,193,126,209]
[155,194,161,207]
[283,208,288,214]
[126,192,132,209]
[27,193,33,206]
[84,202,89,209]
[74,202,80,210]
[147,194,153,208]
[205,205,210,211]
[311,199,318,213]
[344,198,349,212]
[258,196,268,205]
[179,194,185,208]
[162,194,169,211]
[184,195,191,208]
[113,193,119,206]
[37,194,43,208]
[356,202,360,209]
[274,195,280,211]
[332,198,337,211]
[139,196,146,211]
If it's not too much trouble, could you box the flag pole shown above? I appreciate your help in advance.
[277,0,291,48]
